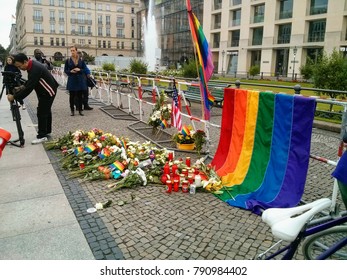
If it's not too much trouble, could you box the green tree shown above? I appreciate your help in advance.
[299,57,314,82]
[0,44,8,65]
[312,49,347,101]
[129,58,147,74]
[102,62,115,72]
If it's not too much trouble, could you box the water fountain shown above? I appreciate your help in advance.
[143,0,160,71]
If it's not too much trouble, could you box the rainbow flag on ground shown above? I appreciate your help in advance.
[74,146,84,156]
[186,0,215,120]
[212,88,316,214]
[109,161,125,172]
[84,144,97,153]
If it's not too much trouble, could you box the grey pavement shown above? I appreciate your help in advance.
[0,74,345,260]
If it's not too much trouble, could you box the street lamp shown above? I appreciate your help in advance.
[292,46,297,80]
[221,50,225,77]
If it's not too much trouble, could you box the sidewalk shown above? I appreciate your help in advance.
[0,86,94,259]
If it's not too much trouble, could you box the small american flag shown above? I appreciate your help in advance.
[171,79,182,131]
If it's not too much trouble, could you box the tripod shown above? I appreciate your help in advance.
[9,99,25,147]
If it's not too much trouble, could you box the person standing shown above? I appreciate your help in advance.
[77,50,93,110]
[64,45,89,116]
[33,49,53,70]
[3,56,26,109]
[8,53,58,144]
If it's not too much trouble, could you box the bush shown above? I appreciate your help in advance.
[102,63,115,72]
[249,65,260,78]
[129,58,148,74]
[300,59,314,81]
[181,59,198,78]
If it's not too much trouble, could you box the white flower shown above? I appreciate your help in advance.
[95,203,103,210]
[136,168,147,186]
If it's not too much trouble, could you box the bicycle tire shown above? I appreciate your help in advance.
[302,226,347,259]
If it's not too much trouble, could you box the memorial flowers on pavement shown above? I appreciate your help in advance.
[45,128,222,195]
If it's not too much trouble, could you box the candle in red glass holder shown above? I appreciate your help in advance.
[185,157,191,167]
[188,174,194,184]
[79,161,85,170]
[166,180,172,193]
[182,168,188,177]
[168,152,174,161]
[171,164,178,175]
[179,174,185,186]
[173,179,179,192]
[163,162,170,174]
[182,180,189,193]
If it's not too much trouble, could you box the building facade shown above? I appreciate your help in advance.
[204,0,347,78]
[15,0,140,61]
[137,0,203,68]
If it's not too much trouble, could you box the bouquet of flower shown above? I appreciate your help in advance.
[172,126,206,154]
[148,91,171,131]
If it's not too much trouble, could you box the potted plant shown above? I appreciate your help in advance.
[172,126,206,154]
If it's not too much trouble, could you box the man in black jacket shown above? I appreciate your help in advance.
[7,53,58,144]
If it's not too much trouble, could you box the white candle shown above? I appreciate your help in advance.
[194,174,202,187]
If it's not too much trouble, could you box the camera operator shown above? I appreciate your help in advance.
[33,49,53,71]
[3,56,26,109]
[7,53,58,144]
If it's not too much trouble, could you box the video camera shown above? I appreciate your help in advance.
[0,71,26,147]
[1,71,26,95]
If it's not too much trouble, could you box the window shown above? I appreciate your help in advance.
[277,24,291,44]
[59,11,64,21]
[253,4,265,23]
[117,41,120,49]
[78,1,85,9]
[77,13,85,23]
[34,37,38,45]
[213,13,221,29]
[252,27,263,45]
[131,7,135,14]
[50,37,54,46]
[279,0,293,19]
[108,41,111,48]
[33,10,42,21]
[59,24,64,33]
[71,25,76,34]
[117,29,124,38]
[34,0,42,4]
[98,15,102,24]
[88,39,91,45]
[98,27,103,36]
[251,50,261,67]
[131,30,134,38]
[56,38,59,46]
[232,9,241,26]
[213,33,220,48]
[58,0,64,7]
[62,38,65,46]
[213,0,222,10]
[72,39,76,44]
[308,20,326,42]
[79,26,85,35]
[50,0,55,6]
[131,18,135,27]
[117,5,124,12]
[98,40,101,48]
[106,15,111,25]
[78,39,85,45]
[40,37,43,45]
[116,17,124,27]
[34,23,43,33]
[121,42,124,49]
[71,1,75,8]
[87,2,91,9]
[88,26,91,35]
[98,4,102,10]
[106,27,111,36]
[106,4,110,11]
[132,42,135,50]
[50,24,55,33]
[50,11,55,20]
[231,30,240,46]
[231,0,242,5]
[310,0,328,15]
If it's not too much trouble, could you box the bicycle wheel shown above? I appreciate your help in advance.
[302,226,347,259]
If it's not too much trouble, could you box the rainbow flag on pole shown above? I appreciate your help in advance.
[186,0,215,120]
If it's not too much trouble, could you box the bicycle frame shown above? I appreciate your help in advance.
[262,212,347,260]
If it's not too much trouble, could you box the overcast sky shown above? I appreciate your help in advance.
[0,0,17,49]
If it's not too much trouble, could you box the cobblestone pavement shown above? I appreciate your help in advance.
[25,84,345,260]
